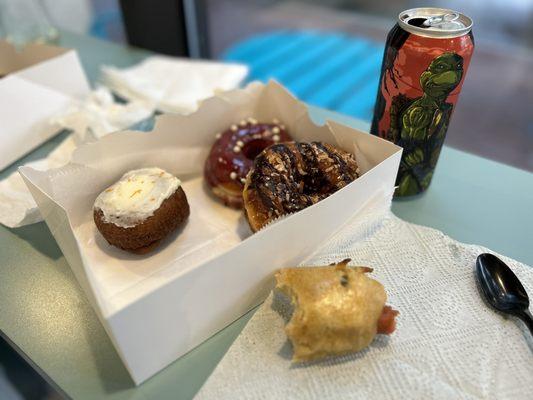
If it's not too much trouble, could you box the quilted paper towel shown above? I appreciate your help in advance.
[196,210,533,400]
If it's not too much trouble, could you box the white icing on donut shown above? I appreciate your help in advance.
[94,167,180,228]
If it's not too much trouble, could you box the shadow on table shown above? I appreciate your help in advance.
[78,302,135,395]
[10,222,63,261]
[0,335,58,400]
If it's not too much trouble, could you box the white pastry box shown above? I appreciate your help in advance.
[0,40,90,170]
[20,81,402,384]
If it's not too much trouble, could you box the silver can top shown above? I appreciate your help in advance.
[398,7,473,38]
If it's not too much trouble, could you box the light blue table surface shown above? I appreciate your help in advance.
[0,32,532,400]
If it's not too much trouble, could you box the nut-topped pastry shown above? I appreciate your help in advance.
[275,259,398,362]
[93,167,189,254]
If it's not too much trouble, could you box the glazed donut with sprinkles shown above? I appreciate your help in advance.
[204,117,292,208]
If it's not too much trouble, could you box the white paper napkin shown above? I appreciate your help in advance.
[0,135,77,227]
[100,56,248,114]
[196,209,533,400]
[52,86,154,142]
[0,87,153,228]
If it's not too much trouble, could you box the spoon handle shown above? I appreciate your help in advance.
[517,310,533,336]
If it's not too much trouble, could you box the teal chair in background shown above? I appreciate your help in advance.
[222,30,384,121]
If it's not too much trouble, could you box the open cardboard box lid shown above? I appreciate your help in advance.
[0,40,90,170]
[20,81,402,384]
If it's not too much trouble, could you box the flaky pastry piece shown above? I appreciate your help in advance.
[275,259,398,362]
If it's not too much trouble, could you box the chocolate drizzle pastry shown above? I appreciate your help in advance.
[243,142,359,232]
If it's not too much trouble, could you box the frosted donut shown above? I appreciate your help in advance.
[204,118,292,208]
[93,167,189,254]
[243,142,359,232]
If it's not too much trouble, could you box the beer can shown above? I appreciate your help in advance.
[371,8,474,196]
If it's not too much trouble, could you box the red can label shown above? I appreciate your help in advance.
[371,26,474,196]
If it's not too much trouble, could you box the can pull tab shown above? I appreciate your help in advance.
[423,13,459,27]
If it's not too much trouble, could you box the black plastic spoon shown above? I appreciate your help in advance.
[476,253,533,335]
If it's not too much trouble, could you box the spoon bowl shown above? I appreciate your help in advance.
[476,253,533,335]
